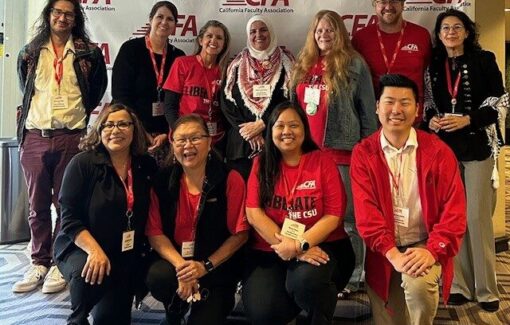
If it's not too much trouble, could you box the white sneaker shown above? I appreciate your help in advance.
[42,265,66,294]
[12,264,48,293]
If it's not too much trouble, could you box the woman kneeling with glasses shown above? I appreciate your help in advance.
[145,114,249,324]
[243,101,354,325]
[54,104,158,324]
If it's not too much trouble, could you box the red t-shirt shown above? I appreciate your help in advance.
[246,150,348,251]
[352,21,431,123]
[163,55,225,143]
[295,58,351,165]
[145,170,250,246]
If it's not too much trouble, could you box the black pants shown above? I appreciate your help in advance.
[146,259,237,325]
[56,249,135,325]
[242,238,354,325]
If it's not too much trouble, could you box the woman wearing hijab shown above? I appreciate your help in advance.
[221,15,294,180]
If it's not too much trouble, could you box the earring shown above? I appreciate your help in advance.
[208,152,211,160]
[172,155,176,164]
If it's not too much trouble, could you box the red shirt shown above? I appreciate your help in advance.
[295,58,351,165]
[352,21,431,123]
[163,55,224,143]
[246,150,348,251]
[146,170,249,245]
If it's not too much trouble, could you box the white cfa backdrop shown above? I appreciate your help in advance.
[25,0,475,110]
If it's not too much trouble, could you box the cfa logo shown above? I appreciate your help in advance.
[296,180,316,190]
[96,43,110,65]
[132,15,197,38]
[175,15,197,37]
[222,0,289,6]
[401,44,419,52]
[80,0,111,4]
[342,15,377,35]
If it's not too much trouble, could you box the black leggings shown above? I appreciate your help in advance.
[146,259,237,325]
[56,249,135,325]
[242,238,354,325]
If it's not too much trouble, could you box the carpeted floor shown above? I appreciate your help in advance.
[0,242,509,325]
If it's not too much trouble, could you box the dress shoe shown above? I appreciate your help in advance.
[480,300,499,312]
[448,293,470,305]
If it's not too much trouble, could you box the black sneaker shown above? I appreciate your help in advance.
[479,301,499,312]
[448,294,470,305]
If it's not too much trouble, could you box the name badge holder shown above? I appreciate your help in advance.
[304,86,320,116]
[199,56,220,136]
[118,161,135,252]
[51,42,69,111]
[122,210,135,252]
[253,84,271,98]
[146,36,167,117]
[281,217,305,240]
[180,178,204,259]
[280,159,307,240]
[152,88,164,117]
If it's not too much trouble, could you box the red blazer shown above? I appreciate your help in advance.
[350,129,466,304]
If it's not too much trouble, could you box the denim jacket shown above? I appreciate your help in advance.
[293,56,377,151]
[17,38,107,145]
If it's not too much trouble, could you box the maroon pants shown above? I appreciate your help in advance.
[20,130,82,267]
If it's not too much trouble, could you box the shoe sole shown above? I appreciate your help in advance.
[41,283,66,294]
[12,283,41,293]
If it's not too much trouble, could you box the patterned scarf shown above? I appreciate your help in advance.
[224,46,294,118]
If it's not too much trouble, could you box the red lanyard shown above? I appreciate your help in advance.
[282,157,305,214]
[182,176,204,241]
[387,151,404,199]
[376,21,406,74]
[197,55,219,121]
[445,58,461,111]
[309,58,324,86]
[116,161,134,230]
[51,42,64,88]
[145,36,167,89]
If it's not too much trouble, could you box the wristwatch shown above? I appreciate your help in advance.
[299,238,310,252]
[203,259,214,273]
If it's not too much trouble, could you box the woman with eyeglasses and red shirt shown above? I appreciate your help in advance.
[145,114,249,324]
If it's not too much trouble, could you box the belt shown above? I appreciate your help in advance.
[28,128,83,138]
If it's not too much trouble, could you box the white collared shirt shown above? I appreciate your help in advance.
[25,36,86,130]
[380,128,428,247]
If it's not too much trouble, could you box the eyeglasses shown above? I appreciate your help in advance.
[374,0,403,6]
[172,135,209,147]
[101,121,134,131]
[50,8,76,21]
[440,24,465,34]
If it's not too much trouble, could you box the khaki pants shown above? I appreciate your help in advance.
[367,263,442,325]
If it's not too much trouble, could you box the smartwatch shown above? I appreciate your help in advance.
[299,238,310,252]
[203,259,214,273]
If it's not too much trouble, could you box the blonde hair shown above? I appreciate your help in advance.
[290,10,358,98]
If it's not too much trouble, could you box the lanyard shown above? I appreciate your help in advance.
[116,161,134,230]
[309,58,324,87]
[376,21,406,74]
[282,157,305,214]
[183,176,205,241]
[51,42,64,89]
[145,35,167,90]
[197,55,219,121]
[387,151,404,203]
[445,58,461,113]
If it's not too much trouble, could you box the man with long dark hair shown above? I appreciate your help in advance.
[13,0,107,294]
